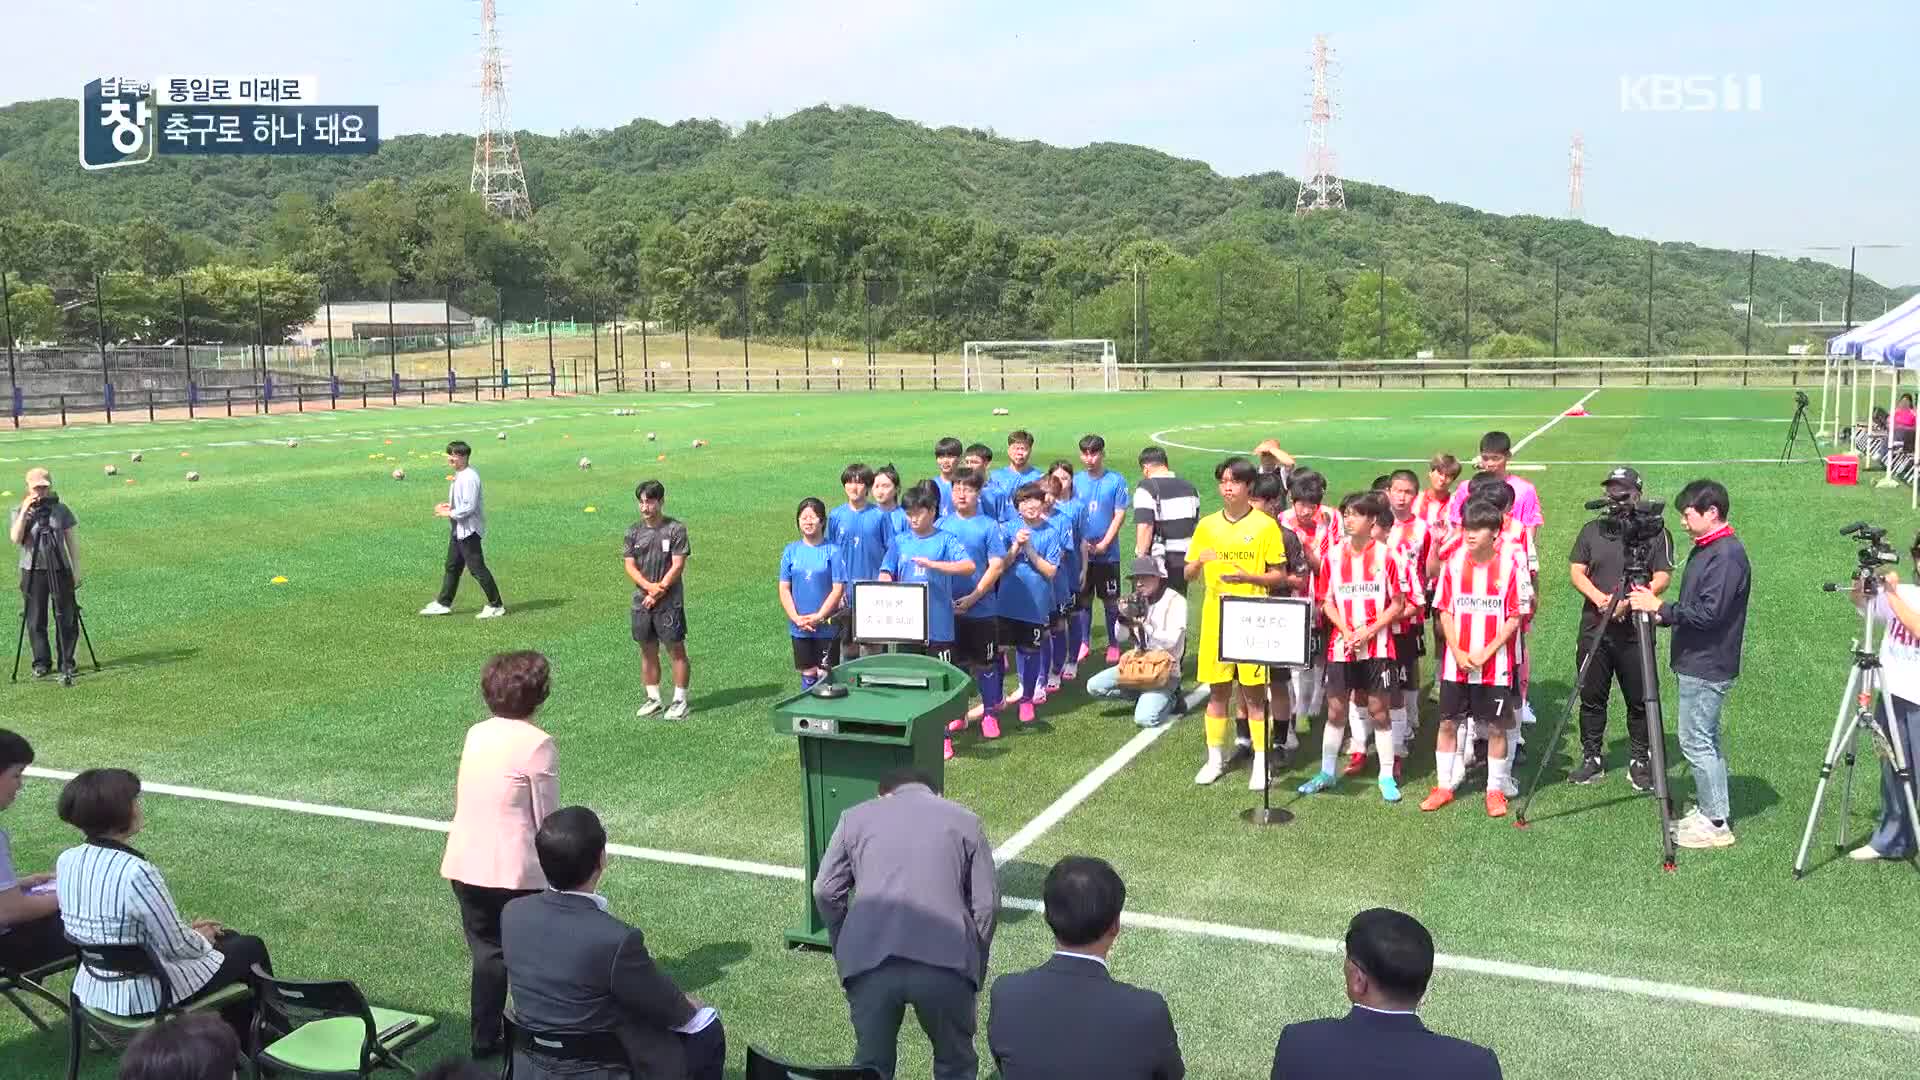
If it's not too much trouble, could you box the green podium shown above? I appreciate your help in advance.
[772,653,973,948]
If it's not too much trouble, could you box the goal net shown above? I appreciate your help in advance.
[961,339,1118,393]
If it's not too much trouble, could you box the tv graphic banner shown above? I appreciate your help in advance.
[80,73,377,169]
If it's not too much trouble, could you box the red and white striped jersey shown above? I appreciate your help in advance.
[1412,489,1452,534]
[1392,546,1428,632]
[1324,540,1404,662]
[1284,505,1341,607]
[1434,546,1533,686]
[1435,515,1535,574]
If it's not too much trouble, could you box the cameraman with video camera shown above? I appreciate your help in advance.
[1085,556,1188,728]
[6,468,80,685]
[1628,479,1751,850]
[1567,467,1674,791]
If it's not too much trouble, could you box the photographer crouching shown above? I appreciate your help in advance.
[7,468,81,686]
[1085,556,1188,728]
[1567,468,1674,791]
[1628,479,1751,850]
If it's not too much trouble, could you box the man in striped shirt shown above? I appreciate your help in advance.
[1131,447,1199,596]
[1299,491,1407,802]
[1423,500,1534,817]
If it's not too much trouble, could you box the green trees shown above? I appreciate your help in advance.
[0,97,1905,359]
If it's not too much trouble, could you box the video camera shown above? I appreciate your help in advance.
[1584,489,1668,549]
[1839,521,1898,577]
[1119,589,1151,623]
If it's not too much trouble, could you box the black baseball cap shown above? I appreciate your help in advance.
[1602,467,1642,490]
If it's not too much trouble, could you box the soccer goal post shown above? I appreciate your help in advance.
[961,339,1118,393]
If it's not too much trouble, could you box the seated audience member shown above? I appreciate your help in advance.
[502,806,724,1080]
[55,769,272,1041]
[988,856,1183,1080]
[1269,908,1500,1080]
[118,1012,240,1080]
[1896,393,1917,452]
[0,728,66,975]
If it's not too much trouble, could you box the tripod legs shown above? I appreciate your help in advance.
[1793,664,1869,877]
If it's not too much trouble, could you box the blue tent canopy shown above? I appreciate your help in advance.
[1829,292,1920,357]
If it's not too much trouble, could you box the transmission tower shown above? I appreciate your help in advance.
[471,0,532,219]
[1294,34,1346,214]
[1568,133,1584,220]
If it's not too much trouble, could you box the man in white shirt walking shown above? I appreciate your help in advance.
[421,440,506,619]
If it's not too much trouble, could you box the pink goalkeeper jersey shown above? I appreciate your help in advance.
[1445,474,1543,529]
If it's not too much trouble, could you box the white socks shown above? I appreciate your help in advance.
[672,686,688,703]
[645,684,661,701]
[1320,718,1343,776]
[1390,705,1411,757]
[1373,728,1396,778]
[1434,749,1458,791]
[1346,700,1371,753]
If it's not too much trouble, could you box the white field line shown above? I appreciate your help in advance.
[992,701,1193,866]
[20,767,1920,1034]
[1510,388,1601,454]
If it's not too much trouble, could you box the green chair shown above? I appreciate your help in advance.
[65,941,253,1080]
[1,950,76,1031]
[248,965,436,1078]
[744,1045,881,1080]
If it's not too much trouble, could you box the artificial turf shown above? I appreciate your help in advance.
[1,386,1915,1078]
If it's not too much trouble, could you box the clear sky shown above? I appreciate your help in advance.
[6,0,1916,286]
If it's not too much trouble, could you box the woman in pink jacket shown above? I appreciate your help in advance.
[440,650,558,1059]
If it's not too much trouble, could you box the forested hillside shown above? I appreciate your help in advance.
[0,98,1903,358]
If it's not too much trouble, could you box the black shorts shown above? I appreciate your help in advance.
[998,618,1046,651]
[1393,629,1426,682]
[1325,658,1399,696]
[632,604,687,644]
[1439,679,1520,729]
[1084,561,1121,604]
[791,636,839,671]
[955,616,999,668]
[902,641,956,665]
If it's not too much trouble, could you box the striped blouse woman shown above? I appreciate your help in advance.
[54,768,271,1034]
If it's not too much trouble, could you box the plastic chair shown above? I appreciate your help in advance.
[501,1012,631,1078]
[0,950,75,1031]
[65,941,252,1080]
[744,1045,882,1080]
[248,965,436,1078]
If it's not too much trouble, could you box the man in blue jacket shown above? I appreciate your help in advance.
[1629,478,1751,850]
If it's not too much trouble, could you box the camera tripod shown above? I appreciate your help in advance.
[10,518,100,686]
[1792,567,1920,877]
[1516,561,1681,870]
[1781,391,1817,464]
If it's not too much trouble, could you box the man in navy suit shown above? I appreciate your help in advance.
[987,856,1183,1080]
[1270,908,1500,1080]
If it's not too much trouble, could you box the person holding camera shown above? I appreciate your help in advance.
[1085,556,1189,729]
[1628,479,1750,850]
[7,468,80,685]
[1567,467,1673,790]
[1847,542,1920,862]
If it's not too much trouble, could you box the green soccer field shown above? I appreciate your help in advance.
[2,387,1916,1079]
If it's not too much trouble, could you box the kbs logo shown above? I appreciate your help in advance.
[1619,74,1763,113]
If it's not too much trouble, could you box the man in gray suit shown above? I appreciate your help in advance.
[812,768,998,1080]
[502,806,725,1080]
[988,856,1183,1080]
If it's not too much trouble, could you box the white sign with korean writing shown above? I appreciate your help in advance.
[851,581,929,645]
[156,75,317,106]
[1218,595,1312,667]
